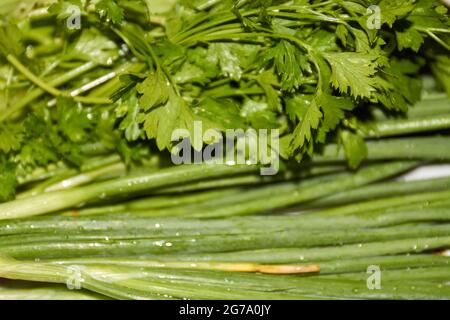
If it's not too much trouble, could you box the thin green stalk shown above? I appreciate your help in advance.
[88,62,146,97]
[2,208,449,238]
[60,189,241,216]
[0,164,258,220]
[405,97,450,118]
[83,265,450,299]
[151,236,450,264]
[0,257,312,300]
[50,254,450,276]
[17,162,69,186]
[0,257,168,300]
[366,97,450,121]
[158,164,345,193]
[176,6,342,46]
[154,170,346,215]
[172,11,251,43]
[313,254,450,275]
[6,54,62,97]
[189,162,416,217]
[0,61,97,122]
[17,154,122,189]
[114,266,450,300]
[57,164,346,216]
[359,114,450,138]
[305,176,450,209]
[113,268,450,299]
[1,257,447,299]
[19,162,126,199]
[317,136,450,162]
[314,189,450,216]
[382,198,450,214]
[1,224,449,259]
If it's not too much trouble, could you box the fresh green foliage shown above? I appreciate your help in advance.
[324,52,380,99]
[96,0,124,25]
[0,0,448,171]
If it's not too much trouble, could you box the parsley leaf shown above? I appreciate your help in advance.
[396,28,424,52]
[379,0,416,27]
[56,97,93,143]
[193,97,246,130]
[116,88,142,141]
[136,70,171,111]
[290,98,322,152]
[324,52,380,99]
[240,99,279,130]
[254,71,281,111]
[0,24,23,57]
[318,94,355,134]
[96,0,124,25]
[263,40,311,92]
[0,124,23,154]
[139,91,181,150]
[47,0,83,20]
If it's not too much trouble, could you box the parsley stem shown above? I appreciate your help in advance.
[268,11,342,24]
[0,61,97,122]
[7,55,111,109]
[17,154,122,187]
[423,31,450,51]
[172,11,252,43]
[18,162,127,199]
[175,5,343,45]
[6,54,63,97]
[193,31,312,52]
[70,96,112,104]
